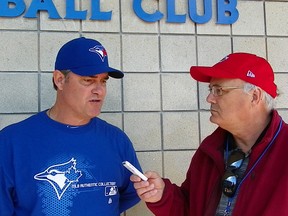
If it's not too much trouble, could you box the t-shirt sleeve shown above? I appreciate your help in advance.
[0,130,15,215]
[116,131,141,213]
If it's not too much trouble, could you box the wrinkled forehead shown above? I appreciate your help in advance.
[209,78,245,86]
[70,71,109,78]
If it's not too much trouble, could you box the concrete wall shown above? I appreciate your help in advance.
[1,0,288,215]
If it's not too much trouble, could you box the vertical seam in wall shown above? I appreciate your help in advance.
[117,0,125,214]
[37,12,41,113]
[230,22,233,53]
[79,0,83,37]
[194,23,202,146]
[263,0,268,60]
[119,0,125,131]
[157,1,165,177]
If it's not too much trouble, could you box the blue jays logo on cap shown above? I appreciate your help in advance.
[55,37,124,78]
[89,45,107,62]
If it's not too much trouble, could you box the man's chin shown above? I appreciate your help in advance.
[88,110,101,119]
[209,115,218,125]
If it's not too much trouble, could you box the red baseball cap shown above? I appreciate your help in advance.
[190,53,277,98]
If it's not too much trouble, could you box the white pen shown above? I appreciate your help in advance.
[122,161,148,181]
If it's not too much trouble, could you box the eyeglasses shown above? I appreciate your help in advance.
[222,150,246,197]
[208,86,243,97]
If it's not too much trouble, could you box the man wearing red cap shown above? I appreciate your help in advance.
[131,53,288,215]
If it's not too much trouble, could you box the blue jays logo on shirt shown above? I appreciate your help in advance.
[34,158,82,200]
[34,157,119,215]
[89,45,107,62]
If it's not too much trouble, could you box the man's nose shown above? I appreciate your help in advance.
[206,92,216,103]
[91,83,105,95]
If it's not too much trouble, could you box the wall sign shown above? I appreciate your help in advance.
[0,0,238,24]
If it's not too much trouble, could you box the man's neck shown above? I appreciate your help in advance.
[232,113,272,154]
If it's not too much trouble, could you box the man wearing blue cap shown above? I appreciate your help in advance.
[0,37,142,215]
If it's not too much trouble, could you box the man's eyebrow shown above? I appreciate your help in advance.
[209,84,221,87]
[87,75,109,79]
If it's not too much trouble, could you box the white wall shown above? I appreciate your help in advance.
[1,0,288,215]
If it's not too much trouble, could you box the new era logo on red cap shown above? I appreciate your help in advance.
[246,70,255,78]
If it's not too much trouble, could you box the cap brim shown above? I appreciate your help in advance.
[69,65,124,79]
[190,66,237,82]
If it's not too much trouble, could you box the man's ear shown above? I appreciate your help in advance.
[251,87,263,104]
[53,70,66,90]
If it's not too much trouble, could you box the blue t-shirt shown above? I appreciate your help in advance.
[0,111,141,216]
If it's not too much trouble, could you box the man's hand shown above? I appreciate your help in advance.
[130,171,165,203]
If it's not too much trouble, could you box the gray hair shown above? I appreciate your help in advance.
[243,82,276,111]
[53,70,71,90]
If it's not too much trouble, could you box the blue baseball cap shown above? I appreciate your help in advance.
[55,37,124,79]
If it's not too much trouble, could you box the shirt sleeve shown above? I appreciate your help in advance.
[117,131,141,213]
[0,131,15,215]
[146,178,189,216]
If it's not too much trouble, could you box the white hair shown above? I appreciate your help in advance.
[243,82,276,111]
